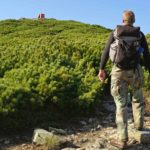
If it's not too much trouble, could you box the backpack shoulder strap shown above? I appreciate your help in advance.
[113,28,124,44]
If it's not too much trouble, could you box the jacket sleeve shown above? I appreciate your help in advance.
[99,31,114,70]
[141,32,150,73]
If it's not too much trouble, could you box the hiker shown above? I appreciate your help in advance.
[98,10,150,149]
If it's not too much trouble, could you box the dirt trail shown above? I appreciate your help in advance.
[1,99,150,150]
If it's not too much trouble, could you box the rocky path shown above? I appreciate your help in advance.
[1,99,150,150]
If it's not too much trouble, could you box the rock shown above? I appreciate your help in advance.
[4,139,10,145]
[88,118,94,124]
[102,120,109,124]
[77,148,85,150]
[128,118,133,124]
[78,138,88,144]
[90,128,96,132]
[32,128,62,149]
[61,148,76,150]
[80,121,87,126]
[48,126,67,135]
[103,103,115,112]
[96,124,102,130]
[62,148,85,150]
[129,127,150,144]
[106,114,113,120]
[22,144,31,149]
[128,139,138,145]
[66,129,74,134]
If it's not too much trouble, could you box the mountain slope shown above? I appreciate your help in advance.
[0,18,111,129]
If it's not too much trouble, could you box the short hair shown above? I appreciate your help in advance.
[122,10,135,24]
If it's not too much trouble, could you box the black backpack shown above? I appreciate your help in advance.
[109,26,142,70]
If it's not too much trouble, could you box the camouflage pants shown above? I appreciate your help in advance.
[111,65,144,141]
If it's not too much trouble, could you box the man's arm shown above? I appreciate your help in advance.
[99,32,114,70]
[98,32,114,81]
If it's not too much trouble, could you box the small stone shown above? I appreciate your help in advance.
[32,128,61,147]
[78,138,88,144]
[61,148,76,150]
[48,126,67,135]
[15,136,20,139]
[76,148,85,150]
[22,144,29,149]
[88,118,93,123]
[4,139,10,145]
[96,124,102,130]
[80,121,87,126]
[128,139,137,145]
[67,129,74,134]
[90,128,96,132]
[103,121,109,124]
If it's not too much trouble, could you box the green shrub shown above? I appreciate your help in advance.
[1,18,149,129]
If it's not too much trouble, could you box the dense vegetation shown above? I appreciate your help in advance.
[0,18,149,130]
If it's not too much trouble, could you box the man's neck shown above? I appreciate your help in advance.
[122,23,133,26]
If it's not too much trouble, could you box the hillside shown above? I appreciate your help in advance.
[0,18,150,150]
[0,18,150,131]
[0,18,112,130]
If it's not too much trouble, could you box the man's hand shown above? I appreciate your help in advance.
[98,69,106,81]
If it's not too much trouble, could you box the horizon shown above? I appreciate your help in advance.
[0,0,150,34]
[0,17,113,30]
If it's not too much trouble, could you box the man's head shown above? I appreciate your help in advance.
[122,10,135,25]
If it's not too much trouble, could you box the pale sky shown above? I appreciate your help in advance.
[0,0,150,34]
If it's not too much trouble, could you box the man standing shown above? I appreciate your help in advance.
[98,10,150,149]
